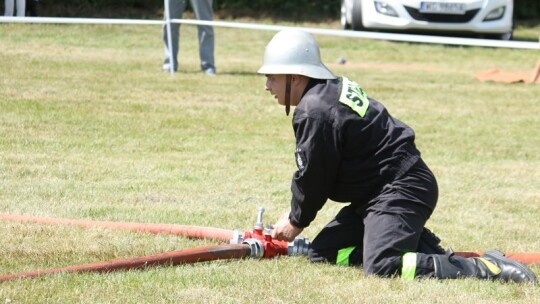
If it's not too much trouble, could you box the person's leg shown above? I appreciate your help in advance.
[308,205,364,266]
[309,158,437,269]
[190,0,215,73]
[362,205,430,277]
[361,158,438,277]
[163,0,185,71]
[15,0,25,16]
[4,0,14,16]
[361,160,536,283]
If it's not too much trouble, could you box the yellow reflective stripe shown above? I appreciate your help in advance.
[336,246,356,266]
[477,258,502,275]
[339,77,370,118]
[401,252,417,281]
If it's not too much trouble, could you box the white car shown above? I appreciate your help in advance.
[341,0,514,40]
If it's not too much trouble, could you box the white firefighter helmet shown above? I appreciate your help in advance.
[257,29,336,80]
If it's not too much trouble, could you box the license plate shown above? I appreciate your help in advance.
[419,2,466,15]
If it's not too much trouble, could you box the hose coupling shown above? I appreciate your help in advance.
[243,238,264,259]
[288,236,310,256]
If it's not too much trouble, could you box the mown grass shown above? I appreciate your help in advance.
[1,21,539,303]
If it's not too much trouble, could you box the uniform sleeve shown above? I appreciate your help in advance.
[289,116,341,228]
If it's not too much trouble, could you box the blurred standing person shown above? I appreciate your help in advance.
[4,0,25,16]
[163,0,216,75]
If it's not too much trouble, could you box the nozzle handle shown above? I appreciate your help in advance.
[254,207,265,230]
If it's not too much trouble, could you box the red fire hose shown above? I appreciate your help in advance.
[0,244,251,281]
[0,213,234,242]
[0,208,538,282]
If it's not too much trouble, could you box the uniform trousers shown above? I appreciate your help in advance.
[308,158,439,276]
[163,0,215,72]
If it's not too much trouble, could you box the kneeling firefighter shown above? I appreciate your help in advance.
[258,29,537,283]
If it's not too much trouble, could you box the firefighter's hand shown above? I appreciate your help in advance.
[271,212,304,242]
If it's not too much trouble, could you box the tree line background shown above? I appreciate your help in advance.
[16,0,540,21]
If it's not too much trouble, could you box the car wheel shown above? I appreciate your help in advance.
[341,0,351,29]
[499,31,513,41]
[498,19,514,40]
[351,0,365,31]
[484,31,513,40]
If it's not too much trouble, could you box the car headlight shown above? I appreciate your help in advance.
[484,6,505,21]
[374,1,398,17]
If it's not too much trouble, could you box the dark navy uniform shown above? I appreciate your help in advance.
[289,77,438,276]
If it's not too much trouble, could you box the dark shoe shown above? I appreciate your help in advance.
[432,249,537,283]
[482,249,537,283]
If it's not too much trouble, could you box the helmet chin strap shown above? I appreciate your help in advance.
[285,75,292,116]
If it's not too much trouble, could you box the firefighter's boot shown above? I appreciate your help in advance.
[432,249,537,283]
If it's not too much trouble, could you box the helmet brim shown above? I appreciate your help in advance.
[257,63,336,80]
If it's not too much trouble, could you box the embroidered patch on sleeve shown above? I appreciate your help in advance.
[295,148,306,171]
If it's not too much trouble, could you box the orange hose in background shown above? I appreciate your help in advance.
[0,244,252,282]
[455,252,540,265]
[0,213,234,242]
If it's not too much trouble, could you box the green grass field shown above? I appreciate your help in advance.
[1,21,539,303]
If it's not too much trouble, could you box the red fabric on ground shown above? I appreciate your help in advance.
[475,60,540,84]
